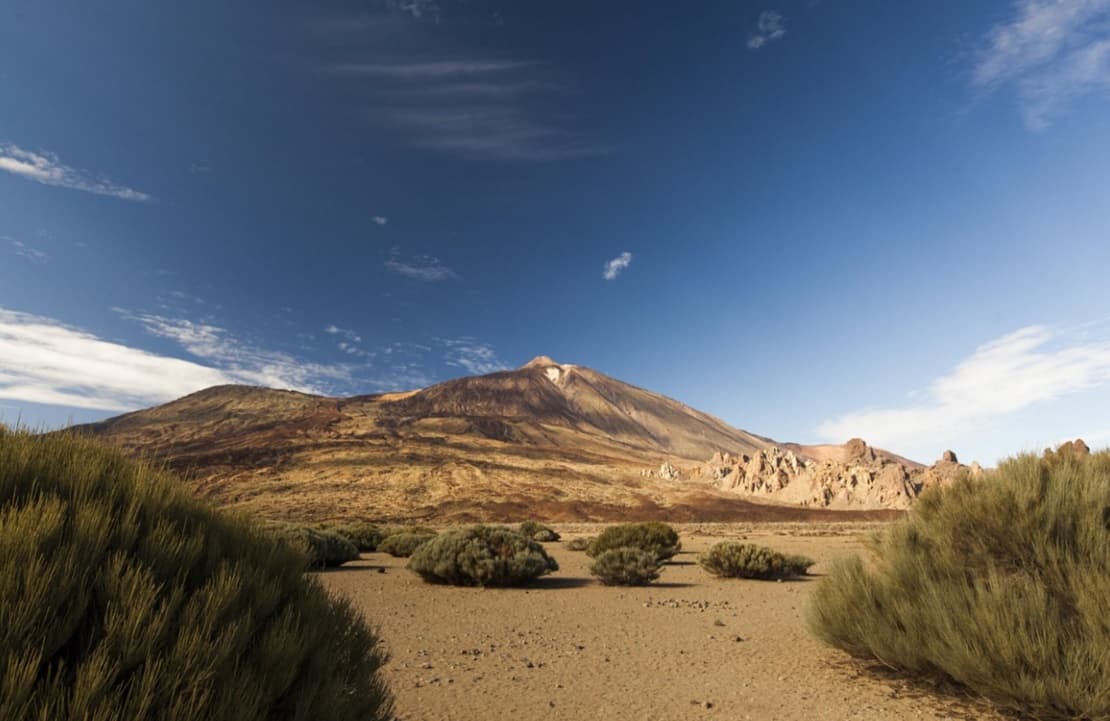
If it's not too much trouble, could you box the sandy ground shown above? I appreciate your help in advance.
[320,524,1005,721]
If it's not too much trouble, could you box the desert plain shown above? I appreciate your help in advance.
[322,522,1004,721]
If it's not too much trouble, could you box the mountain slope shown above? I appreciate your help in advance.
[73,357,921,522]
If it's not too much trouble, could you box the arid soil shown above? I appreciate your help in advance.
[320,524,1004,721]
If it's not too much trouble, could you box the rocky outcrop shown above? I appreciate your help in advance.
[699,439,970,510]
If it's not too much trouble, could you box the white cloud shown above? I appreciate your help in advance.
[373,215,389,225]
[116,310,352,392]
[747,11,786,50]
[324,324,362,343]
[442,338,508,375]
[603,251,633,280]
[0,144,150,201]
[818,325,1110,454]
[0,308,238,411]
[389,0,441,22]
[385,251,458,281]
[8,238,48,264]
[972,0,1110,129]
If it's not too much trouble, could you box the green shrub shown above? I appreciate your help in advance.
[519,520,561,542]
[0,430,392,721]
[807,451,1110,720]
[566,536,593,551]
[327,522,384,551]
[587,522,680,561]
[698,542,814,579]
[407,525,559,586]
[378,531,436,557]
[271,524,360,568]
[589,547,662,585]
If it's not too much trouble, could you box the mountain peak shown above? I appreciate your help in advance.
[522,355,560,368]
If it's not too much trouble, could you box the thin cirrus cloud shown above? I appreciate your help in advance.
[385,251,458,281]
[8,238,49,264]
[373,215,389,225]
[442,338,508,375]
[818,324,1110,459]
[603,252,632,280]
[0,144,150,201]
[972,0,1110,129]
[747,11,786,50]
[329,57,604,161]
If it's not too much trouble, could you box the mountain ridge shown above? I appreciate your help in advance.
[72,357,946,522]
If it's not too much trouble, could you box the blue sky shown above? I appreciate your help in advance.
[2,0,1110,464]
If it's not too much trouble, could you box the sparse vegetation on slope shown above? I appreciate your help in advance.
[587,522,681,561]
[808,449,1110,720]
[590,547,662,585]
[379,531,437,557]
[407,525,558,586]
[698,541,813,579]
[0,430,392,721]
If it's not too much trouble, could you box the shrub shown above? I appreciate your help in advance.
[407,525,559,586]
[698,542,814,579]
[587,522,680,561]
[566,536,593,551]
[590,547,662,585]
[807,451,1110,720]
[0,430,392,721]
[271,524,360,568]
[328,522,384,551]
[519,520,561,542]
[378,531,436,557]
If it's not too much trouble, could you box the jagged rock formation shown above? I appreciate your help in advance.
[699,440,969,510]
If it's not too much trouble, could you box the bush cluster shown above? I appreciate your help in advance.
[807,450,1110,720]
[270,524,360,568]
[0,430,392,721]
[589,547,662,586]
[378,531,437,557]
[327,522,384,551]
[407,525,558,586]
[586,522,680,561]
[519,520,560,542]
[698,542,813,579]
[565,536,593,551]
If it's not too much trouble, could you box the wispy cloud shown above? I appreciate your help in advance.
[972,0,1110,129]
[0,144,150,201]
[389,0,441,23]
[116,309,353,393]
[747,11,786,50]
[385,250,458,281]
[7,238,48,264]
[373,215,389,225]
[332,60,530,79]
[329,54,603,160]
[0,308,239,411]
[818,324,1110,454]
[603,251,633,280]
[442,338,508,375]
[324,324,362,343]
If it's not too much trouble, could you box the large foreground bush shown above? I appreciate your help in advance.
[587,522,680,561]
[699,542,814,579]
[0,430,392,721]
[808,450,1110,720]
[407,525,558,586]
[590,547,662,585]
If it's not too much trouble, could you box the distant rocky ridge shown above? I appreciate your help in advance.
[643,438,971,510]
